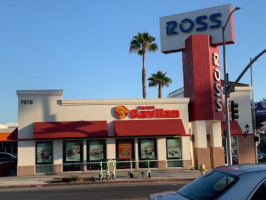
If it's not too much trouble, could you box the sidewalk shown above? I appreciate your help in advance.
[0,170,201,189]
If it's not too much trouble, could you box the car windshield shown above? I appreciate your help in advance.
[177,171,238,200]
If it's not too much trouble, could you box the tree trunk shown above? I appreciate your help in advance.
[158,84,162,98]
[142,53,146,98]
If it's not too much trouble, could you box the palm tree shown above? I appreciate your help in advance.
[148,71,172,98]
[129,32,158,98]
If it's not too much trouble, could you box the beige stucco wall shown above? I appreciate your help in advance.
[16,90,191,172]
[18,141,35,166]
[224,87,253,133]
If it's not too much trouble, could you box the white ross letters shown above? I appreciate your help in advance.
[213,53,222,112]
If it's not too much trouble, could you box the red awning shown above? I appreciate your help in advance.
[221,121,243,135]
[114,119,187,137]
[33,121,108,139]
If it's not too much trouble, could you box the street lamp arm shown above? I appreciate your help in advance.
[226,49,266,95]
[223,7,241,29]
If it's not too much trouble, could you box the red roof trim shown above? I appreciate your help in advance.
[7,128,18,140]
[114,119,186,137]
[33,121,108,139]
[221,121,243,135]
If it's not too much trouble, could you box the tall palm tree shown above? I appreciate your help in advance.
[129,32,158,98]
[148,71,172,98]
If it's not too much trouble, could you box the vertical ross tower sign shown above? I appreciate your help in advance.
[160,4,235,121]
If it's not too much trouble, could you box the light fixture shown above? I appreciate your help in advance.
[245,124,250,137]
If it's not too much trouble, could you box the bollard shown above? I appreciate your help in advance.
[199,163,206,175]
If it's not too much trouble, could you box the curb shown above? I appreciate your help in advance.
[0,178,196,190]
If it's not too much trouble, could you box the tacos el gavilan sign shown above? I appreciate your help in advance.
[115,106,180,119]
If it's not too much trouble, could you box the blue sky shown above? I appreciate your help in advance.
[1,0,265,124]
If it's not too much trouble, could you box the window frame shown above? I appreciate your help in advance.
[63,140,84,164]
[87,139,106,162]
[35,141,53,165]
[166,137,182,160]
[138,138,157,161]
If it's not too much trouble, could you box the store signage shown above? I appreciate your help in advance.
[115,106,180,119]
[255,99,266,118]
[213,53,222,112]
[160,4,235,53]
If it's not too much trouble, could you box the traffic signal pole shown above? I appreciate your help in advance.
[223,49,266,165]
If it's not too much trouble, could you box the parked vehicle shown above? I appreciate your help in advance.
[0,152,17,169]
[149,164,266,200]
[258,151,264,162]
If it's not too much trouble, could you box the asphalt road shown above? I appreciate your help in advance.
[0,182,190,200]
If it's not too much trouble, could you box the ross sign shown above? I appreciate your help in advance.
[160,4,235,53]
[212,52,222,112]
[182,35,223,121]
[114,106,180,119]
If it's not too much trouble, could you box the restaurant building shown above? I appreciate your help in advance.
[15,83,257,176]
[16,90,192,176]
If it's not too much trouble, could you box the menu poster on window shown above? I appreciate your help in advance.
[89,141,104,161]
[140,139,155,159]
[167,139,181,159]
[118,140,132,160]
[66,142,81,162]
[36,142,52,164]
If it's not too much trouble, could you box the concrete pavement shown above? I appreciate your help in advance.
[0,170,201,189]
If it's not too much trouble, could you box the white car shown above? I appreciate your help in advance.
[149,164,266,200]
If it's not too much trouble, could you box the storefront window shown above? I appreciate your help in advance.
[231,136,239,165]
[87,140,106,170]
[116,139,135,169]
[166,138,183,168]
[222,136,239,165]
[138,138,158,168]
[63,140,83,172]
[35,141,53,173]
[0,141,17,155]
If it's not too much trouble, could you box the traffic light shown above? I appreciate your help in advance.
[231,101,239,121]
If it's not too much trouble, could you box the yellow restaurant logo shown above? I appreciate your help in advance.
[115,106,129,119]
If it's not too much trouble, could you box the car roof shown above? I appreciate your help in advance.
[0,152,17,158]
[214,164,266,176]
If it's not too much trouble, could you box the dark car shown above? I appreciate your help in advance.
[0,152,17,169]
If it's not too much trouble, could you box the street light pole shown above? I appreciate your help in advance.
[222,6,240,166]
[250,58,258,164]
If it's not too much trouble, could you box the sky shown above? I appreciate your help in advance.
[0,0,266,124]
